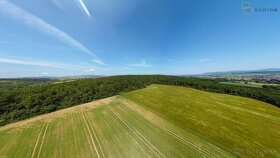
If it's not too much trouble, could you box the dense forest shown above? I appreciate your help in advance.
[1,75,280,126]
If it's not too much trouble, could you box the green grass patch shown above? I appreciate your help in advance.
[122,84,280,157]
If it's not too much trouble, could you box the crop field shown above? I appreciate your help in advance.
[123,85,280,157]
[0,84,280,157]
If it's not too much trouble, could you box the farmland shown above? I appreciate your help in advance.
[123,85,280,157]
[1,85,280,157]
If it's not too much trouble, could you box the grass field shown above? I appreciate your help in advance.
[0,84,280,157]
[123,85,280,157]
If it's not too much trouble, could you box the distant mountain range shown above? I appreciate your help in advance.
[188,68,280,80]
[1,75,105,79]
[202,68,280,75]
[55,75,105,79]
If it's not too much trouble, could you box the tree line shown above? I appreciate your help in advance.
[1,75,279,126]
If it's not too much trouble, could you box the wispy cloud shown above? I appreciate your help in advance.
[0,57,92,70]
[128,60,152,67]
[41,72,49,75]
[84,68,95,72]
[0,0,102,63]
[77,0,91,17]
[199,58,210,63]
[91,59,105,65]
[51,0,65,11]
[0,29,71,50]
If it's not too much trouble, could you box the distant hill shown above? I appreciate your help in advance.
[189,68,280,80]
[56,75,104,79]
[202,68,280,75]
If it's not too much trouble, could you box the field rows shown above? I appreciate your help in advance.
[0,96,235,158]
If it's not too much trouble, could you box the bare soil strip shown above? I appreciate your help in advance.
[30,124,45,158]
[121,98,233,158]
[81,111,100,158]
[84,111,105,158]
[37,123,49,158]
[107,105,166,158]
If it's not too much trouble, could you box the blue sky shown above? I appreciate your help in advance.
[1,0,280,78]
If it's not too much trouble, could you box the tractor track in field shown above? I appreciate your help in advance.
[130,109,217,158]
[70,114,78,157]
[103,106,150,155]
[107,105,166,158]
[37,122,49,158]
[83,111,105,158]
[30,123,45,158]
[81,111,101,158]
[121,99,233,158]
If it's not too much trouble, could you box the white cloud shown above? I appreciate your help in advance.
[128,60,152,67]
[41,72,49,75]
[0,0,103,64]
[77,0,91,17]
[91,59,105,65]
[199,58,210,63]
[84,68,95,72]
[0,57,92,70]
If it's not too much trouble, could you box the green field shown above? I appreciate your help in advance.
[1,84,280,157]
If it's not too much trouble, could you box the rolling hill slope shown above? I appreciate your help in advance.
[123,85,280,157]
[1,85,279,157]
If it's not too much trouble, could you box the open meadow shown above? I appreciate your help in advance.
[0,85,280,157]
